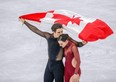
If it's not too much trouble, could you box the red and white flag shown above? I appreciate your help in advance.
[19,10,113,42]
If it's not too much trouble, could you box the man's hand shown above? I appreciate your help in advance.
[69,74,80,82]
[82,40,88,45]
[19,18,25,24]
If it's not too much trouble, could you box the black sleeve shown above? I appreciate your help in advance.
[24,21,50,39]
[69,37,84,47]
[76,42,84,47]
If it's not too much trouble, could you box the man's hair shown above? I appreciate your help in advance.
[57,34,69,42]
[51,23,63,32]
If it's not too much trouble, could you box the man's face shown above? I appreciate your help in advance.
[53,28,63,38]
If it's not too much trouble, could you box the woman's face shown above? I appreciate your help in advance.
[58,40,68,48]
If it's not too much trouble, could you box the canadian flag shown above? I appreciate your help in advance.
[19,10,113,42]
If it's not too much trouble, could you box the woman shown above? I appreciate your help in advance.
[57,34,87,82]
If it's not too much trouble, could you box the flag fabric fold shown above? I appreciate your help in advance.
[79,19,113,41]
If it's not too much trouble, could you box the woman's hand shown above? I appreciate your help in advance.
[69,74,80,82]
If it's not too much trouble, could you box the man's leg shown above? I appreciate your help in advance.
[53,62,64,82]
[44,63,54,82]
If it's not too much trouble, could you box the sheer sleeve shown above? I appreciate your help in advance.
[69,37,84,47]
[72,45,81,74]
[24,21,50,39]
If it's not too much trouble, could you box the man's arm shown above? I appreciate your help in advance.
[69,37,87,47]
[20,19,50,39]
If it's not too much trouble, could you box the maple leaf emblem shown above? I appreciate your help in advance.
[52,14,83,26]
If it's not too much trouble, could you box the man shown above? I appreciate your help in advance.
[20,18,86,82]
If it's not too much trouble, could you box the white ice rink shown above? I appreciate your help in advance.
[0,0,116,82]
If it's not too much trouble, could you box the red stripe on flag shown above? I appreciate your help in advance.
[19,12,47,22]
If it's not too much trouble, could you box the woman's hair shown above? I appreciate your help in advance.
[57,34,69,42]
[51,23,63,32]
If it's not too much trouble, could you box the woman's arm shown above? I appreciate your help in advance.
[72,45,81,74]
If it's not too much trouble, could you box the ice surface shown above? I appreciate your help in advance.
[0,0,116,82]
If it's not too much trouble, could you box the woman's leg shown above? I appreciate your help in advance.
[69,74,80,82]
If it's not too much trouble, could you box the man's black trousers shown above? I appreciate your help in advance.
[44,60,64,82]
